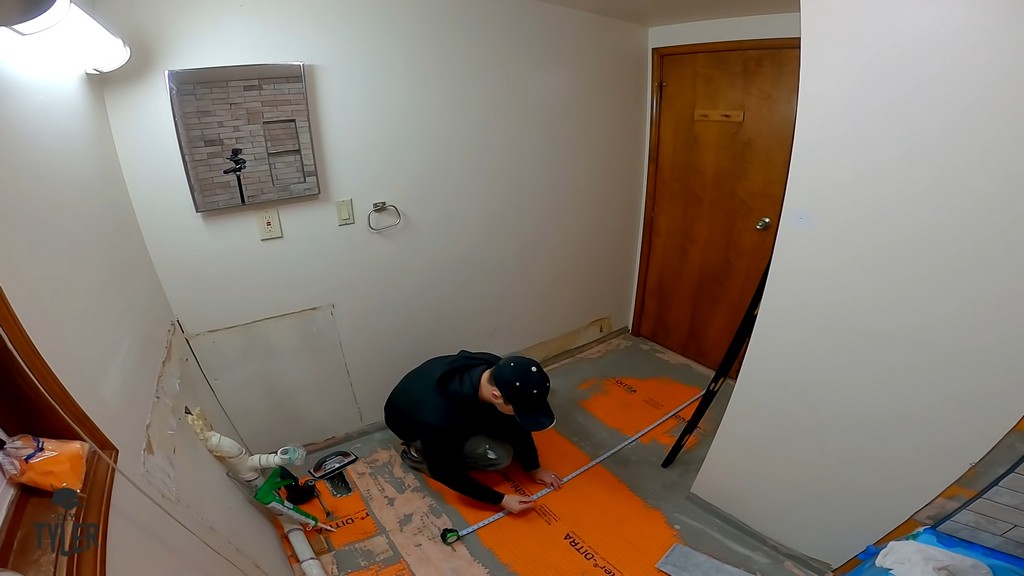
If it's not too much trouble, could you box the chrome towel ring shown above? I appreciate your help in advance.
[368,201,402,232]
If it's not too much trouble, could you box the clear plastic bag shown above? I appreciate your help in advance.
[0,435,90,493]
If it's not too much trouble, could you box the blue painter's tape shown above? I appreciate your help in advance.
[845,528,1024,576]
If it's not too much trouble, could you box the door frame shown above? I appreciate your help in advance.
[631,38,801,335]
[0,286,118,575]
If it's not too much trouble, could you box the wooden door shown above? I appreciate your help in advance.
[634,40,800,372]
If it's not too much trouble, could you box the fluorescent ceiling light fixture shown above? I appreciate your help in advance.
[9,0,70,35]
[2,0,130,74]
[62,4,131,73]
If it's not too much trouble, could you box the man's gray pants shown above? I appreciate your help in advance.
[403,435,512,474]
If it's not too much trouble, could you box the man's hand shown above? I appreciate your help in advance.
[530,468,563,490]
[501,494,535,513]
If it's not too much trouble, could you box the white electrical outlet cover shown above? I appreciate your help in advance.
[259,208,283,240]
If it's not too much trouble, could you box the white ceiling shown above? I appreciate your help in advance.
[536,0,800,27]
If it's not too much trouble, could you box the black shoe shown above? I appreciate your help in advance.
[400,443,430,476]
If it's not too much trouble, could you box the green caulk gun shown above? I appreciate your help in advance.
[254,467,333,531]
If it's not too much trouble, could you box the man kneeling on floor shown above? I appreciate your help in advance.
[383,351,563,514]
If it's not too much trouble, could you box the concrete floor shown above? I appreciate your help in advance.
[301,334,832,576]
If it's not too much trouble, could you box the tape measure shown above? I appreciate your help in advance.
[440,390,706,545]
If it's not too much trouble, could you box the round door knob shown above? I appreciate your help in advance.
[755,217,772,230]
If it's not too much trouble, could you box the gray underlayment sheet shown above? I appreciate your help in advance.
[657,544,753,576]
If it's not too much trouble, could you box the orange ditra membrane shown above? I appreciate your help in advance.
[579,377,704,449]
[0,435,89,492]
[427,430,681,576]
[278,376,700,572]
[277,472,380,564]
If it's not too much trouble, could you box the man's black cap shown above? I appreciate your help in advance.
[491,356,555,432]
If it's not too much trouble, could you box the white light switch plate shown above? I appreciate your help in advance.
[259,208,283,240]
[336,199,354,226]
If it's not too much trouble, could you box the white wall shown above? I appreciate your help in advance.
[692,0,1024,566]
[628,14,802,327]
[97,0,649,433]
[0,22,288,575]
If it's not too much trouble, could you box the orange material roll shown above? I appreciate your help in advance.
[0,435,90,493]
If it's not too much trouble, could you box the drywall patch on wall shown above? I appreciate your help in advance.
[142,323,182,502]
[142,321,250,503]
[187,305,363,453]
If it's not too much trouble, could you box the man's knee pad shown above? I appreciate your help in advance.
[463,436,512,470]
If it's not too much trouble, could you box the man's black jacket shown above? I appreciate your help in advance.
[383,350,540,505]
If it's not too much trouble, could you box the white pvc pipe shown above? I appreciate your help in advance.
[249,452,291,470]
[200,432,245,460]
[199,433,296,482]
[198,432,261,484]
[193,427,327,576]
[283,518,328,576]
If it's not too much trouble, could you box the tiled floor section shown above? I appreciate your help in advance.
[286,335,831,575]
[938,461,1024,557]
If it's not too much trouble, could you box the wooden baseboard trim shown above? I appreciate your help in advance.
[514,317,616,365]
[535,326,628,369]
